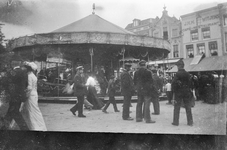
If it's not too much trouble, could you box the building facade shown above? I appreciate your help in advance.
[181,3,227,58]
[125,6,182,60]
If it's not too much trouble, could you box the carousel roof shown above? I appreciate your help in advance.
[51,14,135,35]
[10,13,171,55]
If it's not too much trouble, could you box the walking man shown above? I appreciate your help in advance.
[134,60,155,123]
[70,66,87,118]
[171,59,193,126]
[102,75,120,113]
[121,63,134,120]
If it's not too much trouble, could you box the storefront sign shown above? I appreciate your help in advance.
[182,21,219,32]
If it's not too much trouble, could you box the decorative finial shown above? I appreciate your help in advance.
[92,3,95,14]
[163,5,166,10]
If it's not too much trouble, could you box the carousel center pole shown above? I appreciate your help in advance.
[89,48,94,72]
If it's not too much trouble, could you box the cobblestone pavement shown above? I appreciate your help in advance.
[39,101,226,135]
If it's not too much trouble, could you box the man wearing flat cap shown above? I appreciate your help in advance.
[171,59,193,126]
[134,60,155,123]
[70,65,87,117]
[120,63,134,120]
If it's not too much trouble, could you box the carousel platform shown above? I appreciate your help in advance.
[38,94,167,104]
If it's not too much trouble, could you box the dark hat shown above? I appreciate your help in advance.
[175,59,184,66]
[76,66,84,70]
[138,60,147,66]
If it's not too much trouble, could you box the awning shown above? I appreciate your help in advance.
[148,58,180,65]
[167,55,227,73]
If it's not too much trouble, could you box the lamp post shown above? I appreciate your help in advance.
[89,47,94,72]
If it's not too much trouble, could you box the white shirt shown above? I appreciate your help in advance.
[165,83,172,91]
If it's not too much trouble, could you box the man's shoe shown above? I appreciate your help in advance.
[136,119,143,122]
[172,123,179,126]
[78,114,86,118]
[70,109,76,116]
[146,120,156,123]
[115,110,120,112]
[102,110,108,113]
[123,117,134,121]
[152,113,160,115]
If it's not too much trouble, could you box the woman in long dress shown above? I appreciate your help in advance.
[22,62,47,131]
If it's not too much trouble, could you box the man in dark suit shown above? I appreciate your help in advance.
[171,59,193,126]
[121,63,134,120]
[70,66,87,118]
[134,60,155,123]
[2,63,29,130]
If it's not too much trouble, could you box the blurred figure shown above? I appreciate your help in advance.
[165,80,173,105]
[86,74,104,110]
[102,75,120,113]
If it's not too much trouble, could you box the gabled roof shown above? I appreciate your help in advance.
[51,14,134,35]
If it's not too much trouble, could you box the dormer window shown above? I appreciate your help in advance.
[133,20,139,26]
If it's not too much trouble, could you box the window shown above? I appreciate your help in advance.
[172,28,178,37]
[163,27,168,40]
[133,20,139,26]
[202,27,210,39]
[191,29,198,41]
[197,43,205,55]
[224,15,227,26]
[209,41,218,56]
[186,45,194,58]
[173,45,179,58]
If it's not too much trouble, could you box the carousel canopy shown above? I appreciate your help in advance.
[52,14,135,35]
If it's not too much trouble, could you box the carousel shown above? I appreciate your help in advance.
[9,9,171,97]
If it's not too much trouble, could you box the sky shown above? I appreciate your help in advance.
[0,0,226,40]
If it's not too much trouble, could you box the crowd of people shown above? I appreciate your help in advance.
[68,59,195,126]
[1,57,224,131]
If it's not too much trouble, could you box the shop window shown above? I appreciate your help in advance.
[191,29,198,41]
[209,41,218,56]
[197,43,205,55]
[202,27,210,39]
[186,44,194,58]
[173,45,179,58]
